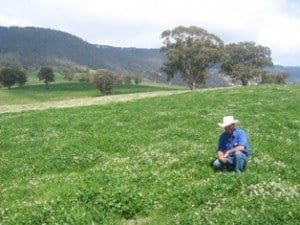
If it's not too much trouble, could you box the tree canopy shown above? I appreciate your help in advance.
[222,41,273,85]
[160,26,224,90]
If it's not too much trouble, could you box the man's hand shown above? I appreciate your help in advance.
[217,151,228,163]
[219,156,227,164]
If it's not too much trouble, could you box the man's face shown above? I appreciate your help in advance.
[224,124,235,135]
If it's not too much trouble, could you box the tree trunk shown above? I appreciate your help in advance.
[192,80,196,91]
[241,78,248,86]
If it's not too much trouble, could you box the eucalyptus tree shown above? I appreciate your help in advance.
[222,41,273,85]
[161,26,224,90]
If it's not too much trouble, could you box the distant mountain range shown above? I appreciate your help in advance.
[0,26,164,74]
[0,26,299,83]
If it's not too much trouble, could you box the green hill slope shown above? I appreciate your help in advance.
[0,85,299,224]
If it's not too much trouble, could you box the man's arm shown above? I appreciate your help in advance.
[225,145,245,156]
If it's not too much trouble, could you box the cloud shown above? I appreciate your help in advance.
[0,0,299,65]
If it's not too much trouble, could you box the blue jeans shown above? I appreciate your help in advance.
[213,151,247,173]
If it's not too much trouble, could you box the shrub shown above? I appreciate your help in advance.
[91,69,116,95]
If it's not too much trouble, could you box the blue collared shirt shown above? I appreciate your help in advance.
[217,128,250,156]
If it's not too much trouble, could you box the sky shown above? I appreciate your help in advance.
[0,0,299,66]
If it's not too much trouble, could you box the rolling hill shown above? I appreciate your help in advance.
[0,26,164,73]
[0,26,299,83]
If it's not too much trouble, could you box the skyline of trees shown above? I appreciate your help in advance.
[0,26,293,89]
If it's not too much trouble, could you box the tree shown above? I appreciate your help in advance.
[273,72,288,84]
[0,53,22,68]
[228,63,263,86]
[38,67,55,88]
[0,67,27,89]
[161,26,224,90]
[15,69,27,87]
[149,71,161,83]
[114,70,139,85]
[161,62,176,84]
[91,69,116,95]
[61,68,75,81]
[222,41,273,85]
[134,75,142,85]
[75,72,90,82]
[261,71,288,84]
[0,67,17,89]
[124,75,132,84]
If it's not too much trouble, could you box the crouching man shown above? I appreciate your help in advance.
[213,116,250,174]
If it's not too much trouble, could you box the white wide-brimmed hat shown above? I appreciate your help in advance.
[218,116,239,128]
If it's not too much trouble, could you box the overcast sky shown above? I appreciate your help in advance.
[0,0,299,66]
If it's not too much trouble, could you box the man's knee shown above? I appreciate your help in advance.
[234,151,246,159]
[213,159,222,169]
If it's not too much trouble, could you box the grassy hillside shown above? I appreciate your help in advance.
[0,85,299,224]
[0,74,184,105]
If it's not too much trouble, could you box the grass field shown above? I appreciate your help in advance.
[0,73,184,105]
[0,84,299,224]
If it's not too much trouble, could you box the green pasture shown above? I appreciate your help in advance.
[0,73,184,105]
[0,85,299,224]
